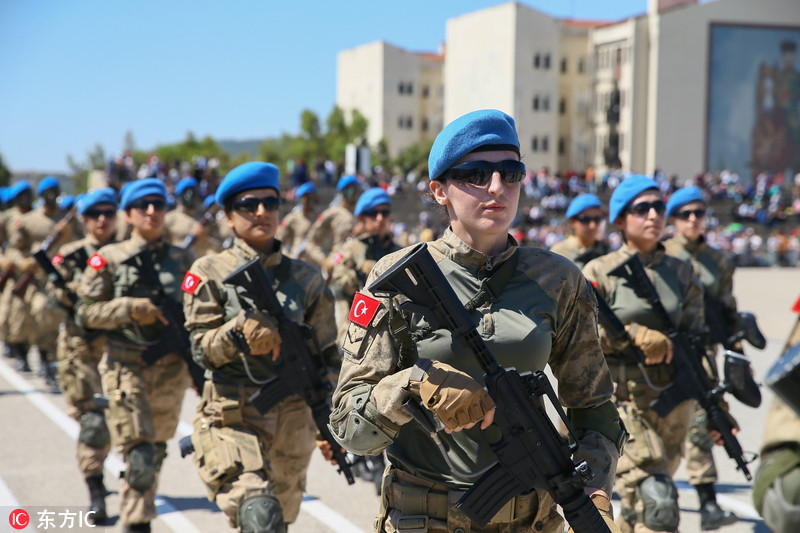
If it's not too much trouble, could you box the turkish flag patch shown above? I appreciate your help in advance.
[348,292,381,328]
[182,272,202,294]
[87,253,107,271]
[52,253,64,266]
[792,294,800,315]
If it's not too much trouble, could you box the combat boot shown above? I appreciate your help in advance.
[39,349,58,389]
[11,343,30,372]
[85,475,107,525]
[122,523,150,533]
[696,483,738,530]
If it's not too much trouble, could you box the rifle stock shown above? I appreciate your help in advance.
[222,257,355,485]
[368,243,608,532]
[181,205,220,250]
[609,254,755,480]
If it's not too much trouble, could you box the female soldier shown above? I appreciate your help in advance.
[549,193,609,269]
[182,162,339,532]
[662,186,740,530]
[329,109,625,533]
[583,176,705,533]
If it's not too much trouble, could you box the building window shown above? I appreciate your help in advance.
[398,116,404,128]
[558,137,566,155]
[406,83,413,95]
[533,53,541,68]
[543,53,551,69]
[422,118,429,131]
[533,96,540,111]
[422,85,430,98]
[560,57,567,73]
[578,57,585,74]
[542,136,549,152]
[398,82,405,95]
[531,137,539,152]
[559,98,566,115]
[406,117,413,129]
[543,96,550,112]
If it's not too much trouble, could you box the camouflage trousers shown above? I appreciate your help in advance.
[99,349,190,525]
[57,325,109,477]
[191,381,317,528]
[0,280,65,355]
[684,400,717,485]
[377,468,563,533]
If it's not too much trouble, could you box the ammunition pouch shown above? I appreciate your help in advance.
[78,411,111,449]
[108,385,147,446]
[617,403,666,470]
[688,409,714,453]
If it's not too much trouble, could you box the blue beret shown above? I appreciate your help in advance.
[202,195,216,209]
[37,176,60,195]
[337,175,358,191]
[59,195,75,210]
[0,187,7,204]
[296,182,317,198]
[121,178,167,210]
[6,180,32,201]
[175,177,199,195]
[666,186,705,216]
[78,188,118,215]
[216,162,280,207]
[428,109,521,181]
[566,194,603,219]
[355,188,391,216]
[609,175,659,223]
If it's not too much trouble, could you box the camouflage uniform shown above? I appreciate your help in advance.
[0,206,29,343]
[330,229,621,533]
[182,237,338,528]
[328,233,401,346]
[275,207,314,259]
[549,235,610,270]
[164,204,222,257]
[663,234,737,488]
[584,243,704,532]
[76,234,194,527]
[298,204,355,269]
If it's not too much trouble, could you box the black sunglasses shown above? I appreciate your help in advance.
[627,200,666,217]
[84,209,117,220]
[675,208,706,220]
[574,215,604,224]
[362,209,391,219]
[440,160,526,186]
[232,196,282,213]
[128,199,167,211]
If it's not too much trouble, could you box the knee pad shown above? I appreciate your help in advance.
[78,411,110,449]
[638,474,680,531]
[126,442,156,492]
[238,495,286,533]
[763,468,800,533]
[153,442,167,472]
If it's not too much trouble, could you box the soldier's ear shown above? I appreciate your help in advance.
[429,179,449,207]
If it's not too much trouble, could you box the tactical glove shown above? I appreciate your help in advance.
[408,359,495,432]
[129,298,164,326]
[626,323,672,365]
[236,309,281,357]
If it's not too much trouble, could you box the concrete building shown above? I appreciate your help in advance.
[336,41,443,158]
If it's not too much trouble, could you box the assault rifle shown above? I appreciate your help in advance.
[572,242,610,267]
[33,248,76,305]
[704,293,766,351]
[121,248,206,391]
[368,243,609,532]
[223,257,355,485]
[181,204,220,250]
[609,254,758,480]
[13,207,77,297]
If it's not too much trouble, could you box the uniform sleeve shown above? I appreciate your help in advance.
[302,215,329,267]
[300,268,339,362]
[679,262,706,337]
[75,258,135,330]
[329,244,361,300]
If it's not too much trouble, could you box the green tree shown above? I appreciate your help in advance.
[394,140,434,177]
[0,152,12,187]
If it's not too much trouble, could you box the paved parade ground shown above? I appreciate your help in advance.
[1,266,797,533]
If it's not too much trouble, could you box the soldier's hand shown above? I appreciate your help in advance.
[20,256,38,273]
[626,324,673,365]
[408,359,496,433]
[238,310,281,359]
[315,438,342,465]
[568,491,621,533]
[708,401,740,446]
[129,298,168,326]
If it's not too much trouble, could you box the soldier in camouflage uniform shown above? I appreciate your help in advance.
[275,181,318,258]
[549,193,610,269]
[182,162,339,532]
[298,175,360,274]
[5,177,74,384]
[164,177,221,257]
[329,187,401,347]
[329,110,625,533]
[53,188,119,524]
[662,186,739,530]
[583,176,707,533]
[76,178,193,533]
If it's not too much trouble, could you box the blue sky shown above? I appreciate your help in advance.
[1,0,655,173]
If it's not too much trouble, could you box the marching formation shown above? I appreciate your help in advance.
[0,108,795,533]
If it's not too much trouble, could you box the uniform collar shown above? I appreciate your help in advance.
[232,237,284,268]
[129,233,166,254]
[619,241,667,268]
[674,232,706,253]
[434,227,518,275]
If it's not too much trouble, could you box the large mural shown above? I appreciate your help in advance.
[707,24,800,181]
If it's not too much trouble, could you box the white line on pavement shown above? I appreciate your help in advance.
[0,477,20,507]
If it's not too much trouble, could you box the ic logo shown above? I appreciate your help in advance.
[9,509,29,529]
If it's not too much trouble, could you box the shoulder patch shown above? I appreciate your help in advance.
[52,253,63,266]
[87,253,107,271]
[182,271,202,294]
[348,292,381,328]
[334,251,344,265]
[793,294,800,315]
